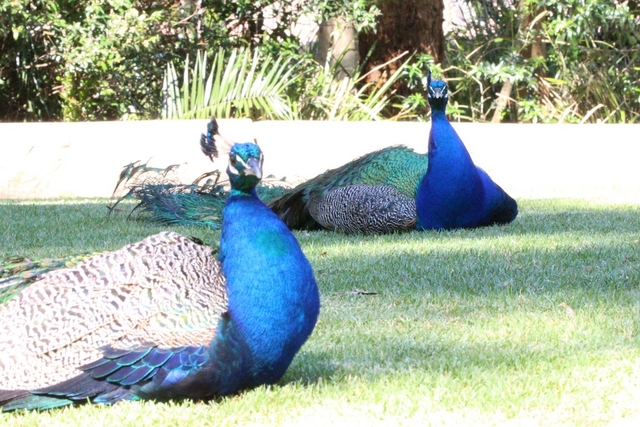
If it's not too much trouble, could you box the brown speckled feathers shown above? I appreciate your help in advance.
[0,231,226,390]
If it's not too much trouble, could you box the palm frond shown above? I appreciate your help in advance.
[162,48,300,120]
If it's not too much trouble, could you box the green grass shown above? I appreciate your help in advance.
[1,198,639,426]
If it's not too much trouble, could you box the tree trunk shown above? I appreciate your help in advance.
[358,0,445,91]
[316,18,360,80]
[491,80,513,123]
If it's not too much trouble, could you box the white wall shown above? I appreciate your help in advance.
[1,120,639,203]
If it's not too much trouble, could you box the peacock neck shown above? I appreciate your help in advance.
[430,107,447,119]
[416,102,484,229]
[219,194,319,385]
[428,108,475,168]
[229,187,258,199]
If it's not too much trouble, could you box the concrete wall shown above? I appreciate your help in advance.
[1,120,639,203]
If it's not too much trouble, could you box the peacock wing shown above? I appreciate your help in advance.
[0,231,227,392]
[304,145,427,198]
[308,184,417,234]
[268,145,427,230]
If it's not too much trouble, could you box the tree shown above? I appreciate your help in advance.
[358,0,445,91]
[446,0,640,123]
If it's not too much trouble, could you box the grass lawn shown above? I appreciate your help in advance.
[1,198,639,426]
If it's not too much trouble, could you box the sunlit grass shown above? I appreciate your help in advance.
[1,198,639,426]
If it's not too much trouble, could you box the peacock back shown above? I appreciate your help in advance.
[268,145,428,232]
[302,145,427,199]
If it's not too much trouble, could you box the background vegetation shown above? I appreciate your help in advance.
[445,0,640,123]
[1,0,638,122]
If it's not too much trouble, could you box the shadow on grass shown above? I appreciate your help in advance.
[285,334,640,394]
[0,200,222,257]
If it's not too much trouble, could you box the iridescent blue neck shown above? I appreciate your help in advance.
[219,193,319,386]
[430,108,447,119]
[229,187,258,198]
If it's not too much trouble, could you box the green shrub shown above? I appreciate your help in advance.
[444,0,640,123]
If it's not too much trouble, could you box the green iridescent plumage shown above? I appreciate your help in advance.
[267,146,428,233]
[305,146,428,199]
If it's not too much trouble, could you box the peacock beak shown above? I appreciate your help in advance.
[431,87,446,99]
[245,157,263,180]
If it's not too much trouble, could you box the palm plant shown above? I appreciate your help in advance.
[161,46,412,121]
[161,47,300,120]
[294,52,411,121]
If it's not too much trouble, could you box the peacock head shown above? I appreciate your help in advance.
[426,70,449,111]
[227,143,264,192]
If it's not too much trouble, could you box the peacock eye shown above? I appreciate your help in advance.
[229,153,237,165]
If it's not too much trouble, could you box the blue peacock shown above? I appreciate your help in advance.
[0,126,320,411]
[268,71,518,233]
[109,73,517,234]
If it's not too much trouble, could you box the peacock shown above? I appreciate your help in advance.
[0,131,320,411]
[267,71,518,233]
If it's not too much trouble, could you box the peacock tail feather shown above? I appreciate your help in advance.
[109,172,289,230]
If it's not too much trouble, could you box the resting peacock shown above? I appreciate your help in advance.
[268,71,518,233]
[110,74,516,234]
[0,135,320,410]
